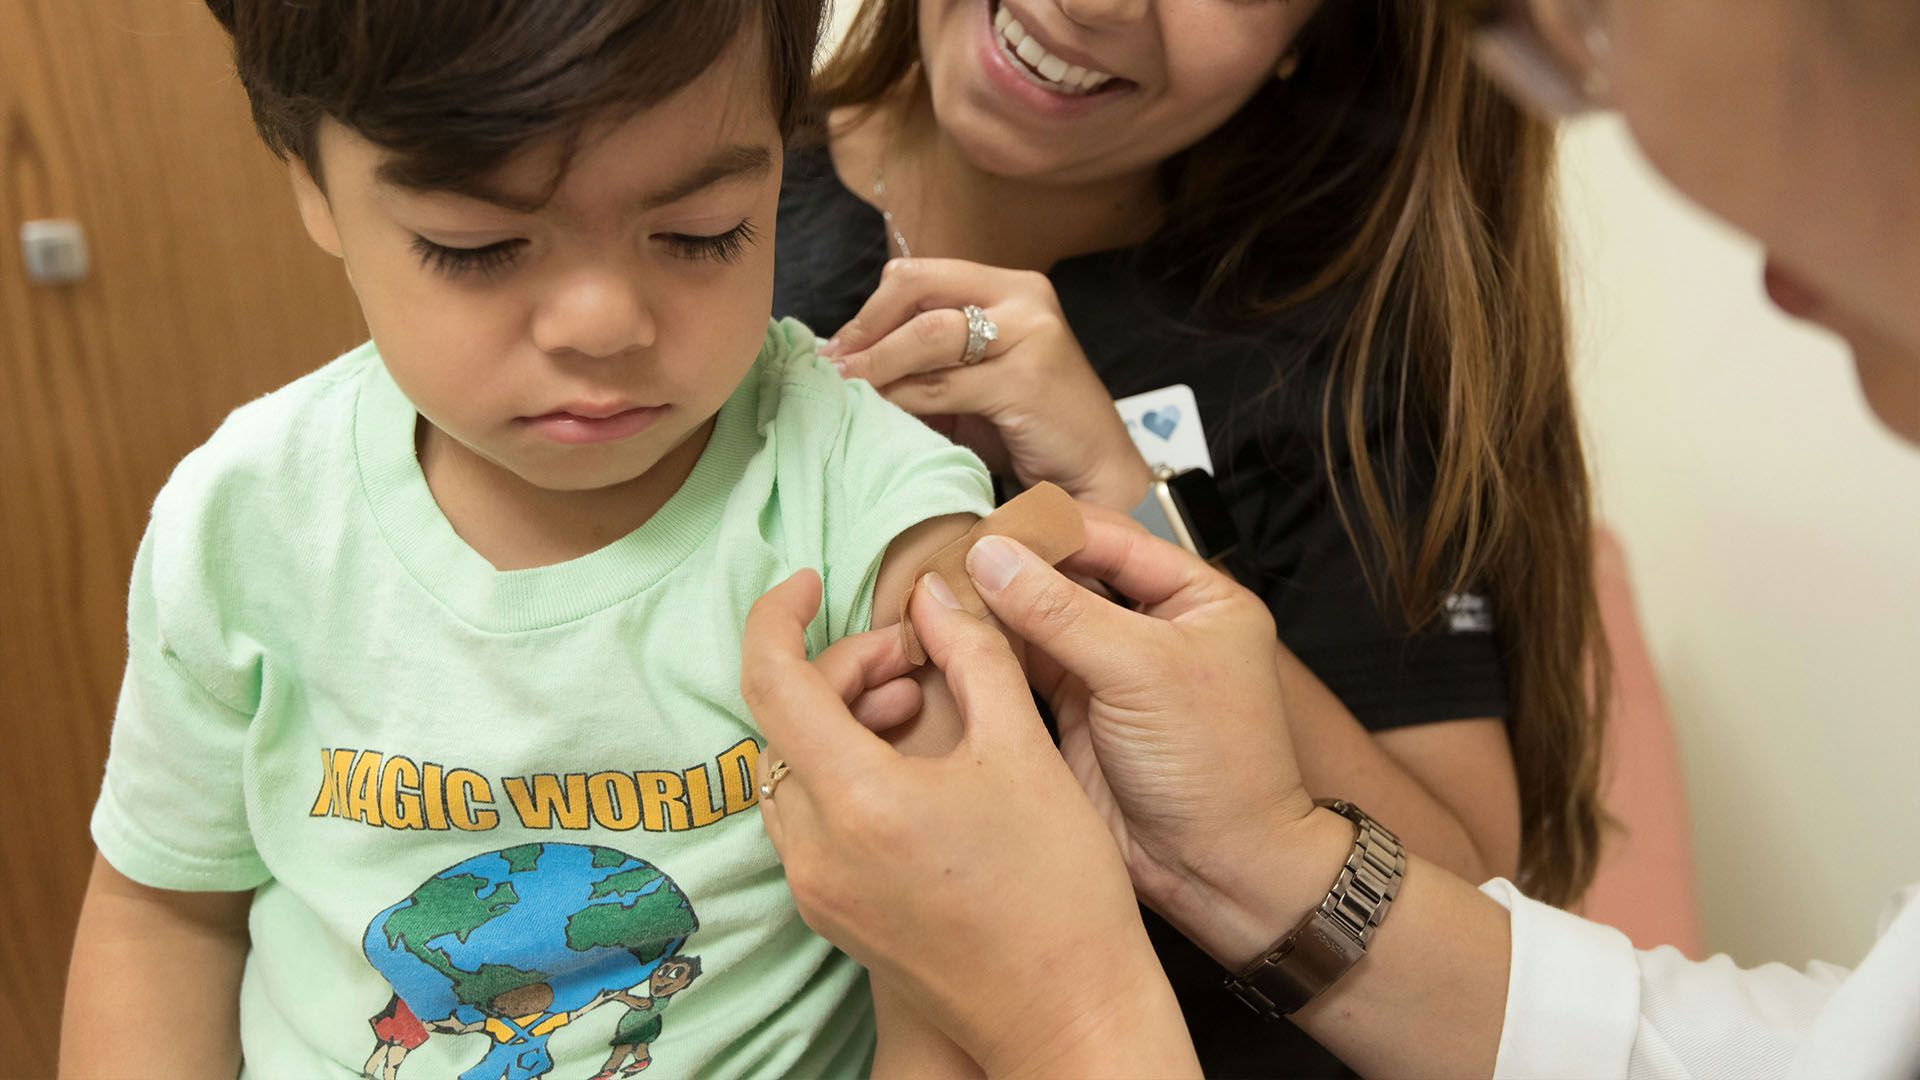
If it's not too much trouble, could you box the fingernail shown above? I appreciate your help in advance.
[921,572,963,609]
[830,357,850,375]
[966,536,1023,593]
[818,336,842,357]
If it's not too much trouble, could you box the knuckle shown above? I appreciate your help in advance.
[1000,356,1040,391]
[738,662,776,711]
[912,370,952,401]
[1231,585,1278,637]
[1254,607,1279,644]
[948,629,1013,670]
[1020,580,1080,641]
[911,309,955,347]
[791,896,829,935]
[842,781,911,845]
[865,804,914,850]
[792,900,847,945]
[785,859,830,909]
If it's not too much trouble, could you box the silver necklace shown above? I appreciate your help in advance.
[871,155,912,259]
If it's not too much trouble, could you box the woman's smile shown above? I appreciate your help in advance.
[992,3,1127,96]
[972,0,1136,120]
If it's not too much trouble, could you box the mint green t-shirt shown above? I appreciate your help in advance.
[90,318,992,1079]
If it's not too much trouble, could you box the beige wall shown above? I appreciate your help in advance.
[824,1,860,56]
[1562,116,1920,969]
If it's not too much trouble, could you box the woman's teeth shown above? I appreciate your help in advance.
[993,7,1116,95]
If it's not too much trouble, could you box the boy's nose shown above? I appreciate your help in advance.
[530,271,656,360]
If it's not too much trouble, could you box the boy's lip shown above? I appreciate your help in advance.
[521,404,667,444]
[539,400,651,421]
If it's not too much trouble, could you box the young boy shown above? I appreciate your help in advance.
[59,2,992,1076]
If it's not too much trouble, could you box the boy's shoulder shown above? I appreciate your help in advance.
[154,342,379,525]
[747,316,847,424]
[746,316,964,466]
[741,319,991,647]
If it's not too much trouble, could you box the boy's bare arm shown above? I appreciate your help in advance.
[863,513,993,1078]
[61,853,251,1079]
[867,514,993,757]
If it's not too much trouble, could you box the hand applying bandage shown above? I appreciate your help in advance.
[895,482,1087,664]
[740,553,1195,1079]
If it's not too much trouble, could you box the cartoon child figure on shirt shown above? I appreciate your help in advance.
[425,981,574,1080]
[589,956,703,1079]
[362,994,430,1080]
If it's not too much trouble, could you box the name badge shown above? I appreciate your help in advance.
[1116,384,1213,475]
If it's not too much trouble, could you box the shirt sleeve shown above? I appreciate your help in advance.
[1481,878,1853,1079]
[757,318,994,649]
[819,374,994,641]
[90,493,269,893]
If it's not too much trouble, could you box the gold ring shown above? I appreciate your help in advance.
[760,757,791,799]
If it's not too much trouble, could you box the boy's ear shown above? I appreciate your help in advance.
[289,157,344,259]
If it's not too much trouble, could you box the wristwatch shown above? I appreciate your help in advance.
[1223,800,1405,1019]
[1128,466,1239,564]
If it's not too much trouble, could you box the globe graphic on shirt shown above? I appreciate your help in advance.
[363,843,699,1030]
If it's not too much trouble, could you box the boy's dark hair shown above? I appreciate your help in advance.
[204,0,825,199]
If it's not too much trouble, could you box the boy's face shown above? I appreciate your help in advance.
[291,35,784,493]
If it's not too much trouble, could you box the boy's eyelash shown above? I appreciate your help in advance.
[410,236,525,279]
[409,220,758,278]
[661,220,759,264]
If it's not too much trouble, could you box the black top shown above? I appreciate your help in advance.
[775,142,1507,1077]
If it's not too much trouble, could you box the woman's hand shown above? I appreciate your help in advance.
[957,514,1324,951]
[819,258,1154,512]
[741,570,1198,1078]
[951,527,1522,1078]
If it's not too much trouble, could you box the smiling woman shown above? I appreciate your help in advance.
[741,0,1920,1074]
[778,4,1604,1070]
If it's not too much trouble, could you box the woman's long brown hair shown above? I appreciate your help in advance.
[817,0,1605,906]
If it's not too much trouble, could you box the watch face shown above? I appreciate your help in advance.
[1128,488,1183,548]
[1167,470,1239,560]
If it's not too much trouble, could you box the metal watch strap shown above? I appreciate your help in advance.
[1222,800,1405,1019]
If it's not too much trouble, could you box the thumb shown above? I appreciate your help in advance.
[907,574,1050,750]
[964,535,1145,684]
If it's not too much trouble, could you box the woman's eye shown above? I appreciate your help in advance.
[410,236,526,279]
[660,220,759,265]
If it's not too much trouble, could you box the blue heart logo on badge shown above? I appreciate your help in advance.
[1116,385,1212,474]
[1142,406,1181,441]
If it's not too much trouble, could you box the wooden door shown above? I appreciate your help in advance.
[0,2,364,1071]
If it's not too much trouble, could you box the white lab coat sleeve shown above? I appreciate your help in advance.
[1479,878,1855,1079]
